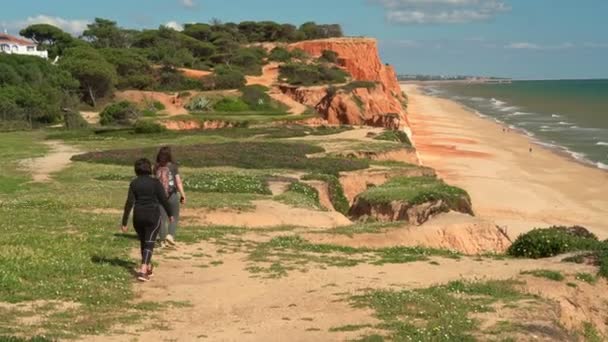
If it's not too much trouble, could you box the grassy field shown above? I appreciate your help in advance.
[1,127,606,340]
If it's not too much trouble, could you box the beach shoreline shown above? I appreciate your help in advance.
[402,83,608,238]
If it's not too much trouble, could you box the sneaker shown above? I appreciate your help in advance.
[166,234,176,246]
[147,265,154,278]
[137,272,150,282]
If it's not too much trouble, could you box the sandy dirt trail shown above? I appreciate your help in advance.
[403,84,608,239]
[20,140,80,182]
[87,237,597,342]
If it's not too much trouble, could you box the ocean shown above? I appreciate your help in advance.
[421,79,608,170]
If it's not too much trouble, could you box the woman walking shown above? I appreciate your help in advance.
[122,158,174,282]
[154,146,186,246]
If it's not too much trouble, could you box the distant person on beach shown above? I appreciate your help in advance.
[154,146,186,247]
[121,158,174,282]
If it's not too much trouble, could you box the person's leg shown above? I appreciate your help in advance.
[168,193,180,239]
[158,204,169,242]
[141,213,161,269]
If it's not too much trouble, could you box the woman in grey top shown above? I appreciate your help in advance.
[154,146,186,246]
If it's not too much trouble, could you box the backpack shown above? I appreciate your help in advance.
[156,164,176,196]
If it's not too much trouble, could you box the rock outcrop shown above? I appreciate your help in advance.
[349,196,473,226]
[286,38,408,128]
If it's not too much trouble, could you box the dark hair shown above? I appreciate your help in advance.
[134,158,152,176]
[156,146,174,167]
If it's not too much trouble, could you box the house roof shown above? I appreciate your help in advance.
[0,34,35,46]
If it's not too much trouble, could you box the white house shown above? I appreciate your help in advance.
[0,33,48,59]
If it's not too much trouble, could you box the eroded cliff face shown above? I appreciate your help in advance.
[288,38,408,128]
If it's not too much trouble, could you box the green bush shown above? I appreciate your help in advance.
[202,66,246,90]
[277,181,322,209]
[63,111,89,130]
[290,48,310,61]
[302,173,350,214]
[269,47,292,62]
[153,101,166,111]
[185,96,212,112]
[240,85,273,111]
[374,130,412,147]
[507,227,601,259]
[213,97,250,112]
[279,63,348,86]
[320,50,338,63]
[133,120,166,134]
[342,81,378,92]
[99,101,140,126]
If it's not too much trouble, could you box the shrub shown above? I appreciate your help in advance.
[63,111,89,130]
[99,101,140,126]
[290,48,309,61]
[279,63,348,86]
[269,47,292,62]
[202,66,246,90]
[374,130,412,147]
[185,96,212,111]
[133,120,166,134]
[320,50,338,63]
[277,181,322,209]
[153,101,166,111]
[521,269,565,281]
[507,226,600,259]
[213,97,250,112]
[240,85,273,111]
[342,81,378,92]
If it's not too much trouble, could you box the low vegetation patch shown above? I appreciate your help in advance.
[302,173,350,214]
[507,226,601,259]
[99,101,140,126]
[133,120,167,134]
[373,129,412,147]
[341,81,377,93]
[349,280,534,341]
[275,181,321,209]
[183,172,271,195]
[72,142,369,174]
[357,176,470,208]
[521,269,565,281]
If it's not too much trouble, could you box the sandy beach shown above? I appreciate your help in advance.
[403,84,608,238]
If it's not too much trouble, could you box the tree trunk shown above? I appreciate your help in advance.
[87,85,96,108]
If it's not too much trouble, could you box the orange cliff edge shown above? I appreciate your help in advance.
[289,37,409,129]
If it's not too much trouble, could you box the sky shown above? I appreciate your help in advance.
[2,0,607,79]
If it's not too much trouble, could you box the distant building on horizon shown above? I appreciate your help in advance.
[0,33,48,59]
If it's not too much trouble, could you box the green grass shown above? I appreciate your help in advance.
[581,322,603,342]
[72,142,369,175]
[373,130,412,147]
[275,182,322,210]
[247,235,460,278]
[349,280,531,341]
[183,172,271,195]
[508,226,603,259]
[301,173,350,215]
[355,176,471,212]
[575,272,597,284]
[520,269,565,281]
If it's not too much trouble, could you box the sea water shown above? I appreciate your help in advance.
[422,79,608,170]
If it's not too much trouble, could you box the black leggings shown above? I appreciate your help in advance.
[133,208,161,265]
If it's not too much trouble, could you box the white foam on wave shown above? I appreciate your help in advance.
[552,114,561,118]
[558,121,572,125]
[470,97,484,102]
[499,106,519,112]
[491,98,506,107]
[598,162,608,170]
[510,111,531,116]
[597,142,608,146]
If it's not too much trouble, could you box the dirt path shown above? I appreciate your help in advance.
[87,237,599,341]
[19,141,80,182]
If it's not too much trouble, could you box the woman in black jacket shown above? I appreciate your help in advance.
[122,158,174,282]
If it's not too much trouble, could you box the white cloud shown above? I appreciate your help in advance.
[505,42,574,50]
[179,0,197,8]
[583,42,608,49]
[371,0,510,24]
[4,15,90,35]
[165,21,184,31]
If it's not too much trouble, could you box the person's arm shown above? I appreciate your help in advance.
[121,183,135,231]
[155,179,174,218]
[176,174,186,204]
[174,164,186,204]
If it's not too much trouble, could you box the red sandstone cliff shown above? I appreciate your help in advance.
[288,38,408,128]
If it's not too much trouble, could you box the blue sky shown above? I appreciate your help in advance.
[2,0,607,79]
